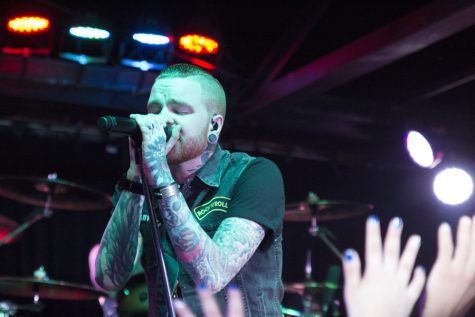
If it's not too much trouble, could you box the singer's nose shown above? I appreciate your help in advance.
[154,107,174,124]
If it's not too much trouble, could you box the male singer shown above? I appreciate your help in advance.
[95,63,285,316]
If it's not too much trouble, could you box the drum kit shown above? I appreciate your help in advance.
[0,173,112,316]
[0,173,374,317]
[281,192,374,317]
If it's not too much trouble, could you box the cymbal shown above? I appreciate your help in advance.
[284,280,324,295]
[0,276,107,300]
[284,200,373,222]
[0,176,112,211]
[284,279,339,295]
[0,214,19,245]
[281,306,302,316]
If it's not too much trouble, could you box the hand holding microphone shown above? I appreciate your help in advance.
[98,115,178,186]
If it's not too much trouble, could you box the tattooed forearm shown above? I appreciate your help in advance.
[96,191,144,291]
[143,138,174,187]
[158,193,265,293]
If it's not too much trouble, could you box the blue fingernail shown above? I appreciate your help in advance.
[418,265,426,273]
[343,249,353,261]
[368,214,379,223]
[392,217,403,228]
[198,282,207,290]
[228,283,238,291]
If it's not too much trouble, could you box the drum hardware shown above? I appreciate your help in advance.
[0,273,107,302]
[285,192,365,317]
[282,305,303,316]
[284,197,373,222]
[0,300,44,316]
[0,173,112,247]
[0,214,19,245]
[0,174,112,211]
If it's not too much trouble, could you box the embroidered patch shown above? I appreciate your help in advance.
[193,196,231,220]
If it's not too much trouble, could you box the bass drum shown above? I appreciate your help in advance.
[118,275,148,317]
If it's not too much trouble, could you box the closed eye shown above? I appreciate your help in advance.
[171,104,193,115]
[147,102,162,114]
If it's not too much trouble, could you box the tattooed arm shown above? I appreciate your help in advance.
[95,190,144,291]
[95,111,176,292]
[159,193,265,293]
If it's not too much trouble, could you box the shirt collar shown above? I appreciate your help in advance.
[195,145,229,187]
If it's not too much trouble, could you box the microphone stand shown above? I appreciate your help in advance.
[134,145,175,317]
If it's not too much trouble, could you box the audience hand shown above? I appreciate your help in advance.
[342,215,426,317]
[422,215,475,317]
[174,286,244,317]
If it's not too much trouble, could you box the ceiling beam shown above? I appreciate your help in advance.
[239,0,333,104]
[241,0,475,117]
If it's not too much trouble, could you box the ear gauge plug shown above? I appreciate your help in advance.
[208,133,218,144]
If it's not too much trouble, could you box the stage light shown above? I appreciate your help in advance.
[405,130,443,168]
[7,16,50,34]
[173,32,221,72]
[132,33,170,45]
[69,26,110,40]
[178,34,219,55]
[433,167,473,205]
[58,14,113,65]
[120,59,155,71]
[119,19,173,71]
[406,131,434,168]
[1,9,54,57]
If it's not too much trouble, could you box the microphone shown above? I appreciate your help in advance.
[97,116,172,140]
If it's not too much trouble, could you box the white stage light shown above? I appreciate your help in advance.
[433,167,473,205]
[406,131,434,168]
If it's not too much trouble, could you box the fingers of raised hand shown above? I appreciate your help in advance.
[365,215,383,271]
[342,249,361,295]
[226,287,244,317]
[407,266,427,303]
[466,215,475,270]
[453,216,472,269]
[197,287,223,317]
[383,217,404,270]
[398,234,422,284]
[435,222,454,267]
[174,299,196,317]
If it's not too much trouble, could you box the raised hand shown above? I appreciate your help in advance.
[422,215,475,317]
[174,286,244,317]
[342,216,426,317]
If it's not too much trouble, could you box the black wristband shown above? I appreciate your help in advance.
[117,174,143,195]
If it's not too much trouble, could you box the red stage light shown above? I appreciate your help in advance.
[7,16,50,34]
[178,34,219,55]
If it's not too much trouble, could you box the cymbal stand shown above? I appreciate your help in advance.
[303,192,343,317]
[0,173,55,248]
[302,249,322,317]
[307,192,342,259]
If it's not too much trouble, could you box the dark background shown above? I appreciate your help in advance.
[1,0,475,316]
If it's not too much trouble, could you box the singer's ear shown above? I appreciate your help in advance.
[209,115,223,133]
